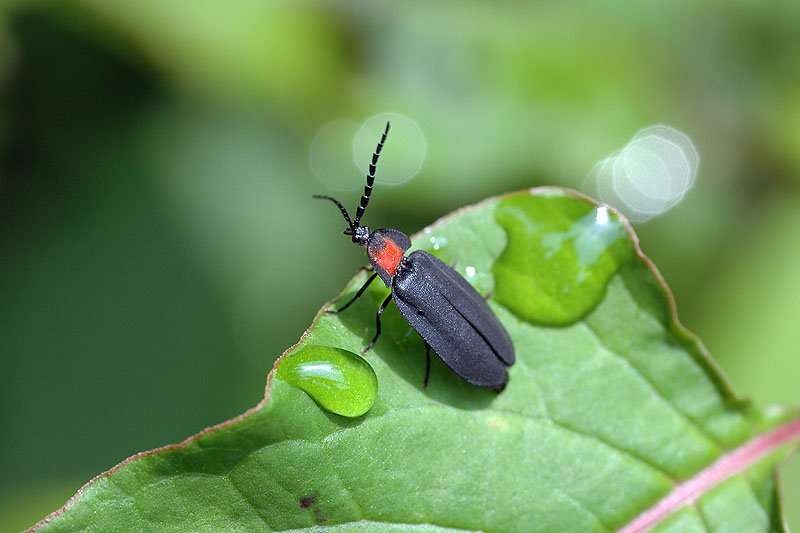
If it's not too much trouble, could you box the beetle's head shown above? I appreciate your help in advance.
[344,225,370,246]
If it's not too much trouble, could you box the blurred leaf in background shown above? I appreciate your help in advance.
[0,1,798,530]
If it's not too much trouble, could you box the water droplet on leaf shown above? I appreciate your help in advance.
[276,346,378,417]
[493,193,632,325]
[427,234,448,251]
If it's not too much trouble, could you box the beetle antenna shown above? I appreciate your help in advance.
[312,194,355,231]
[353,121,390,228]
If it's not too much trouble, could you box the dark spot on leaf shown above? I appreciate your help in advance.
[313,507,327,524]
[299,493,317,508]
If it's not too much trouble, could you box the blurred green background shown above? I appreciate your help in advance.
[1,1,799,530]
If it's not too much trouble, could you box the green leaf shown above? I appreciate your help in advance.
[33,188,799,532]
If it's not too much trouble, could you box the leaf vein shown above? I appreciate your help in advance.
[581,318,726,452]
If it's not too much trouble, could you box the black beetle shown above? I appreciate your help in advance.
[314,122,515,391]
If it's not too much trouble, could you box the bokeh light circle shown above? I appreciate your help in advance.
[309,119,363,191]
[585,125,699,223]
[352,112,427,186]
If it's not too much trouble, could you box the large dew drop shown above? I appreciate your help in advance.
[493,192,632,325]
[276,346,378,418]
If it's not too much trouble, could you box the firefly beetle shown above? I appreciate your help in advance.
[314,122,515,390]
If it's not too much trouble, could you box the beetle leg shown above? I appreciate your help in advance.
[423,341,431,388]
[363,292,393,353]
[329,272,378,314]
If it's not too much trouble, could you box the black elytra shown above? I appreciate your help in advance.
[313,121,515,391]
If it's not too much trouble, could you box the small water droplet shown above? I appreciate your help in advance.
[428,234,448,251]
[276,345,378,417]
[465,266,476,277]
